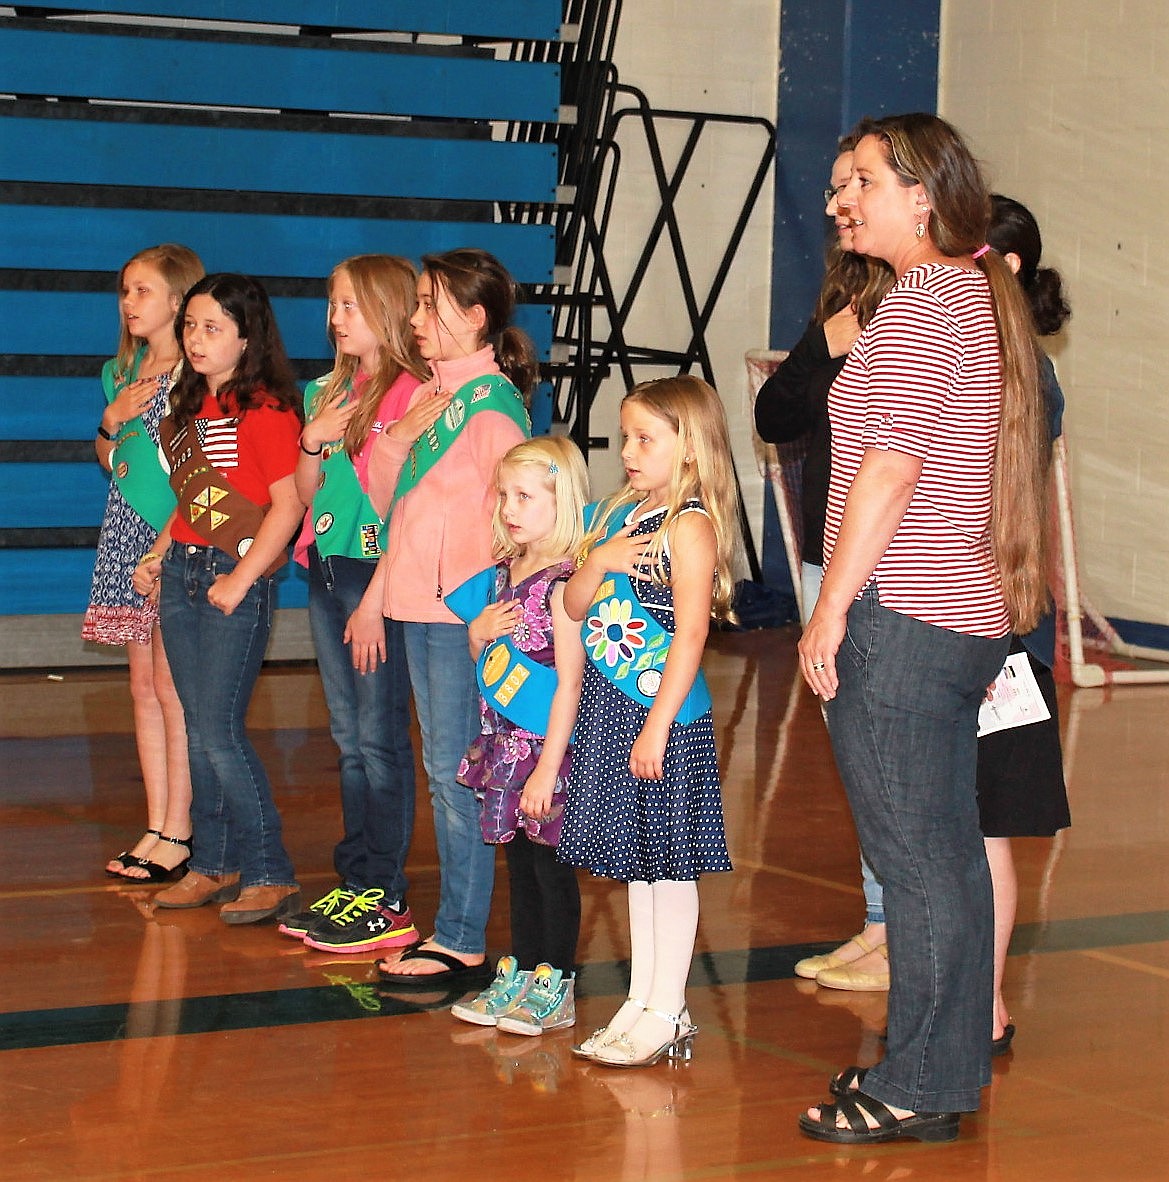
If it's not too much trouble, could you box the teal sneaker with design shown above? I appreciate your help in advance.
[450,955,531,1027]
[496,964,576,1036]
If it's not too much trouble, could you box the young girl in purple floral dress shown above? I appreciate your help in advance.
[446,435,589,1036]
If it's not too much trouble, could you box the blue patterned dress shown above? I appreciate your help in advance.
[81,372,170,646]
[557,501,732,883]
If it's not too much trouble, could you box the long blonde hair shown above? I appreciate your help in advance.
[581,376,743,620]
[853,113,1048,632]
[309,255,428,456]
[114,244,204,375]
[491,435,589,561]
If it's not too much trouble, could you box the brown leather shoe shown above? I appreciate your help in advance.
[155,870,241,909]
[219,884,302,926]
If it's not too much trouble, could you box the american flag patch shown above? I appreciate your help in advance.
[198,417,239,470]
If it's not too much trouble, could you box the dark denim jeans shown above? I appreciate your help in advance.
[160,543,296,888]
[404,621,494,954]
[307,547,415,902]
[824,590,1009,1113]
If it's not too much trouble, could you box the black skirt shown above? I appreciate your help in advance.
[976,645,1071,838]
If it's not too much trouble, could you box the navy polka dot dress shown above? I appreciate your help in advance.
[557,501,732,883]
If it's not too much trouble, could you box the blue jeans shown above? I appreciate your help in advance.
[860,855,886,925]
[824,590,1008,1113]
[160,544,296,888]
[403,621,493,954]
[308,548,416,902]
[805,561,884,925]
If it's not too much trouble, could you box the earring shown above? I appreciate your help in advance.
[915,222,926,240]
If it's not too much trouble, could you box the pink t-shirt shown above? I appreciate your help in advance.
[367,345,527,624]
[823,263,1010,637]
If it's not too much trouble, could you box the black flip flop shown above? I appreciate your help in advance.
[374,945,491,988]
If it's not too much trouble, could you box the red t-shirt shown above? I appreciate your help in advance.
[169,390,301,546]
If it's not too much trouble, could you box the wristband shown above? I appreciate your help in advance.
[299,437,323,455]
[97,423,118,441]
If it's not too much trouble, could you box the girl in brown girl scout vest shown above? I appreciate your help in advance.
[133,274,304,925]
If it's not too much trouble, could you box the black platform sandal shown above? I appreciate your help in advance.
[799,1092,960,1145]
[119,835,191,883]
[105,829,162,877]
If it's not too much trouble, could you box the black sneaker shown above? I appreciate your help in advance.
[277,886,356,940]
[302,888,419,954]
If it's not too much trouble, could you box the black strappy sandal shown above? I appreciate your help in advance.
[105,829,162,877]
[799,1092,960,1145]
[119,834,191,883]
[829,1064,869,1096]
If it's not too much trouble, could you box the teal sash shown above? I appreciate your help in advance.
[103,351,177,531]
[303,377,383,561]
[580,502,712,725]
[444,566,559,736]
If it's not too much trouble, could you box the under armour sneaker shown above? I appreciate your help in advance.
[496,964,576,1036]
[302,889,419,954]
[277,886,355,939]
[450,955,531,1027]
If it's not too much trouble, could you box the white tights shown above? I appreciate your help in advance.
[608,879,699,1042]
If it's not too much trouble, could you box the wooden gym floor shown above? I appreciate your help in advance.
[3,626,1169,1181]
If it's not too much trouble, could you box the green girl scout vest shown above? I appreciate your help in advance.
[102,350,178,531]
[303,377,384,561]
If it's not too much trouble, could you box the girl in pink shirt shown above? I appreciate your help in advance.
[367,249,535,986]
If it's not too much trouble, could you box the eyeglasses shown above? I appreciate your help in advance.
[823,184,846,205]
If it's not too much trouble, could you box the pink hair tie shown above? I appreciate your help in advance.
[972,244,991,259]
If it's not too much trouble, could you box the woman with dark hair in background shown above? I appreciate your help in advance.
[755,139,895,989]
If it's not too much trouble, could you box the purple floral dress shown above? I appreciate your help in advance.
[457,559,576,846]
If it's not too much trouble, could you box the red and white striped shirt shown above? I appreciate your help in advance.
[823,263,1010,637]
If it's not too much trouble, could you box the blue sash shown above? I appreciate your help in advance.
[580,503,712,726]
[444,567,559,736]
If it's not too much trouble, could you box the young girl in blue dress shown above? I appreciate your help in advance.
[86,244,204,881]
[446,435,589,1035]
[282,255,429,954]
[558,375,741,1067]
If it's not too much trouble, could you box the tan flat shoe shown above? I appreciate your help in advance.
[815,944,889,992]
[794,933,878,980]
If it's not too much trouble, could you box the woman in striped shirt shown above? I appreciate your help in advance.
[795,114,1048,1146]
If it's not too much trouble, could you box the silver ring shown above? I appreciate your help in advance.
[811,661,826,671]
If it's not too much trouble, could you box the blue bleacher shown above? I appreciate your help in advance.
[0,3,564,620]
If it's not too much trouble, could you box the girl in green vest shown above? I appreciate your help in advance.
[279,255,429,953]
[87,244,204,882]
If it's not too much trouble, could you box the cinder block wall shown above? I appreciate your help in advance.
[941,0,1169,626]
[592,0,780,563]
